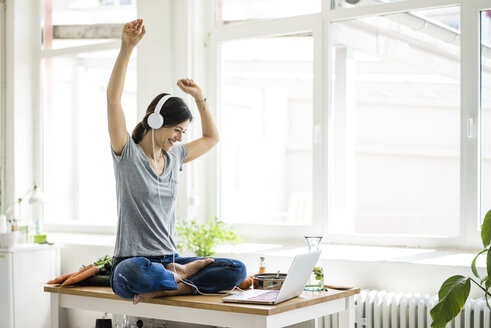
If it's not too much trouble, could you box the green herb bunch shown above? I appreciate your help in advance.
[80,255,112,275]
[76,255,113,286]
[176,217,240,257]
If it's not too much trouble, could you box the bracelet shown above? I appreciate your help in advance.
[195,98,207,103]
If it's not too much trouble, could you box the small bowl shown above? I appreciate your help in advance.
[0,231,19,248]
[253,273,287,290]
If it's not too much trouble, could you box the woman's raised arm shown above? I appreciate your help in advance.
[107,19,146,155]
[177,79,220,163]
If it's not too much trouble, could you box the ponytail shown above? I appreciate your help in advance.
[131,121,147,144]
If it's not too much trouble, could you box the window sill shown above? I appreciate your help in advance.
[47,232,116,247]
[45,222,117,235]
[213,242,485,297]
[214,242,485,268]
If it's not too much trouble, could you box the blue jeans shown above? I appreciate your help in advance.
[110,254,247,299]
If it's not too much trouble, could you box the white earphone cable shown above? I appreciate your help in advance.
[152,129,167,221]
[172,272,243,296]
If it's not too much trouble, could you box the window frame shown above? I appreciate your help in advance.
[37,0,131,230]
[209,0,490,249]
[209,14,324,241]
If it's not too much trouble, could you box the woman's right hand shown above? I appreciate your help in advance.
[122,19,146,48]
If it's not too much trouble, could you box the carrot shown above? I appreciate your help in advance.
[47,272,75,285]
[77,263,95,274]
[47,263,96,285]
[61,265,100,286]
[47,264,95,284]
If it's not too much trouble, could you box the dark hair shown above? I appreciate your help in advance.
[131,93,193,144]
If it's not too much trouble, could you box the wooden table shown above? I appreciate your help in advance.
[44,285,359,328]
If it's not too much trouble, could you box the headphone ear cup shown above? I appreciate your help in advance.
[148,112,164,129]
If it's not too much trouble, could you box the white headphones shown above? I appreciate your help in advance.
[148,95,173,129]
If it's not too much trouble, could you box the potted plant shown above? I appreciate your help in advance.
[430,210,491,328]
[175,217,240,257]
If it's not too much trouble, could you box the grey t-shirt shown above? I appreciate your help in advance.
[111,133,187,257]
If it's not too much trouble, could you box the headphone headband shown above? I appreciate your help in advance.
[154,95,173,115]
[148,95,173,129]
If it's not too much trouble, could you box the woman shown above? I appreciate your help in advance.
[107,19,246,304]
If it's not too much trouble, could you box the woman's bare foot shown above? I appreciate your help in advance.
[166,258,214,283]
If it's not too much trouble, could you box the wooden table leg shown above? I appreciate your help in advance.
[338,295,355,328]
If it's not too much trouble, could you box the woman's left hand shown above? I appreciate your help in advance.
[177,79,204,101]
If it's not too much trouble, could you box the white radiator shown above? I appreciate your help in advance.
[323,290,491,328]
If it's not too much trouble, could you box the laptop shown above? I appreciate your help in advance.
[222,250,322,305]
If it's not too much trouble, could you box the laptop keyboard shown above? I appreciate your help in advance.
[248,290,279,302]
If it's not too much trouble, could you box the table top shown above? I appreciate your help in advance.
[44,285,360,316]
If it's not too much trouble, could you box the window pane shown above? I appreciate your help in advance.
[43,50,137,224]
[331,7,461,236]
[216,0,320,25]
[219,37,313,225]
[43,0,136,49]
[482,10,491,219]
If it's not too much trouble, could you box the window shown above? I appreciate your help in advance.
[41,0,137,225]
[219,36,314,225]
[211,0,488,247]
[330,8,461,236]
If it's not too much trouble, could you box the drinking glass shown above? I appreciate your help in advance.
[304,235,324,291]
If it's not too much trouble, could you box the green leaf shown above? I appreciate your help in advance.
[430,276,470,328]
[488,246,491,279]
[471,248,488,280]
[481,210,491,248]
